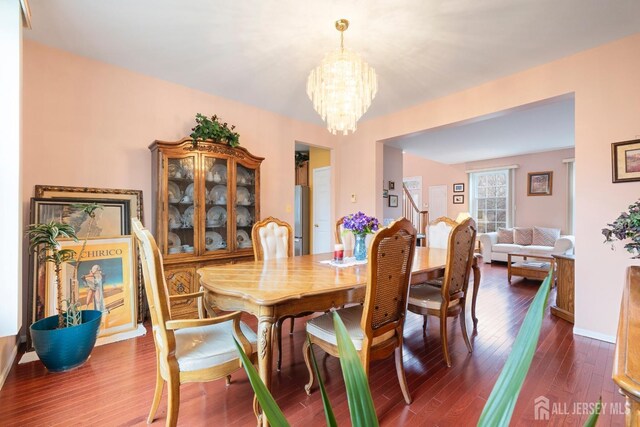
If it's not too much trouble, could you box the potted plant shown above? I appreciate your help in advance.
[190,113,240,148]
[27,203,103,372]
[342,212,380,261]
[602,199,640,258]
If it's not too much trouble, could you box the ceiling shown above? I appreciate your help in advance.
[25,1,640,126]
[385,97,575,164]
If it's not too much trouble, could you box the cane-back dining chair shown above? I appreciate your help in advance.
[335,216,355,253]
[408,217,477,367]
[427,216,457,249]
[251,216,309,370]
[303,218,417,404]
[132,219,257,427]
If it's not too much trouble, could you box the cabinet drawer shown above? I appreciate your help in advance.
[165,267,199,319]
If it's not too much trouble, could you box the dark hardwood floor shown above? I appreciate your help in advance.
[0,263,624,426]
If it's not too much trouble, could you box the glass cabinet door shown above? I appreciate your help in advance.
[235,163,256,251]
[203,156,230,254]
[165,156,197,257]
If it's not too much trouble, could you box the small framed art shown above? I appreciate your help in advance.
[383,189,389,198]
[612,139,640,183]
[453,195,464,204]
[389,194,399,207]
[527,171,553,196]
[453,183,465,193]
[389,181,395,190]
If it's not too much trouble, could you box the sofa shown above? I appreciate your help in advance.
[478,226,574,263]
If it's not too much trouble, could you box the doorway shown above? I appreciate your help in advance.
[294,142,331,255]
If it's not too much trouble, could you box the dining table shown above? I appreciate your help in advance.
[198,247,480,425]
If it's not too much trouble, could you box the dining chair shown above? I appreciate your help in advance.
[303,218,417,404]
[131,219,257,427]
[408,217,477,367]
[251,216,307,371]
[427,216,457,249]
[335,216,355,253]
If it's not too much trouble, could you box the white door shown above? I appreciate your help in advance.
[313,166,331,254]
[428,185,447,220]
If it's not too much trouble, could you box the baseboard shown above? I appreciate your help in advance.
[573,327,616,344]
[0,340,18,390]
[19,324,146,365]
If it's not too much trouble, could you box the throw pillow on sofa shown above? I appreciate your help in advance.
[497,228,514,243]
[532,226,560,246]
[514,227,533,245]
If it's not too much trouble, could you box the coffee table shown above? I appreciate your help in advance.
[507,251,555,283]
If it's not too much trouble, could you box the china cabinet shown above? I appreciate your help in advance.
[150,137,263,317]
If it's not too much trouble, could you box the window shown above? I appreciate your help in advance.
[469,169,513,233]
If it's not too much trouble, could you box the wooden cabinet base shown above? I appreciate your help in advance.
[550,305,574,323]
[552,254,575,324]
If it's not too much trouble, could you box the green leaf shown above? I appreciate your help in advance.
[333,312,379,427]
[477,269,553,427]
[583,398,602,427]
[307,335,337,427]
[233,338,290,427]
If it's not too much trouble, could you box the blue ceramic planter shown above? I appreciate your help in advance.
[30,310,102,372]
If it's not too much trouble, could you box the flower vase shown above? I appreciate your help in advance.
[354,233,367,261]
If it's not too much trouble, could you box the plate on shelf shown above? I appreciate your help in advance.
[237,165,253,185]
[205,231,226,251]
[183,205,195,227]
[236,229,252,248]
[168,206,182,229]
[168,163,181,179]
[168,181,181,203]
[167,232,181,249]
[236,206,252,227]
[210,163,227,183]
[207,206,227,227]
[236,186,252,205]
[180,158,195,179]
[210,185,228,205]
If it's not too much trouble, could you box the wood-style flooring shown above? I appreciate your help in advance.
[0,263,624,426]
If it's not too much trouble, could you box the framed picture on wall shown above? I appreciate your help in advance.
[389,181,395,190]
[527,171,553,196]
[453,194,464,204]
[612,139,640,183]
[453,183,465,193]
[383,189,389,198]
[389,194,398,207]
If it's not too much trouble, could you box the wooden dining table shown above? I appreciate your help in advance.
[198,247,480,425]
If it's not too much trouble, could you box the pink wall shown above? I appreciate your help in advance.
[336,33,640,341]
[404,148,575,233]
[21,40,337,325]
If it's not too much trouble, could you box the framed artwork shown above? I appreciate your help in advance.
[453,194,464,204]
[383,189,389,198]
[46,236,138,338]
[453,183,465,193]
[527,171,553,196]
[33,185,146,323]
[389,181,395,190]
[28,198,131,349]
[388,194,399,207]
[612,139,640,183]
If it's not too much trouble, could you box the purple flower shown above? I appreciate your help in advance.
[342,211,380,236]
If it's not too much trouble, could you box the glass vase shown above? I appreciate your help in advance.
[354,233,367,261]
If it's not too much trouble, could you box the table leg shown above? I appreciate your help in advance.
[472,256,481,330]
[254,318,274,427]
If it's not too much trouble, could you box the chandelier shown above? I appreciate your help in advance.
[307,19,378,135]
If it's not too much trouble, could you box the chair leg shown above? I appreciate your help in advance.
[290,317,295,335]
[166,373,180,427]
[440,316,451,367]
[302,340,315,395]
[394,345,412,404]
[147,364,164,424]
[460,305,473,353]
[422,316,428,335]
[275,319,283,371]
[225,374,232,386]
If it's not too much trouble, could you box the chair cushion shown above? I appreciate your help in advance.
[408,284,460,310]
[258,222,289,259]
[492,243,523,254]
[497,228,514,244]
[532,226,560,246]
[514,228,533,245]
[306,305,395,351]
[428,222,453,249]
[166,321,257,372]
